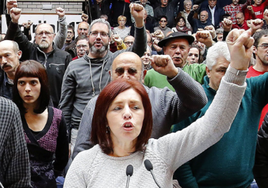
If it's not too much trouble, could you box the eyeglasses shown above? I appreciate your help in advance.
[90,31,109,38]
[36,31,54,37]
[160,20,167,22]
[76,44,88,48]
[258,43,268,49]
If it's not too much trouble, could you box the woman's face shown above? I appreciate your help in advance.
[118,18,126,27]
[178,18,185,27]
[17,77,41,106]
[106,88,145,146]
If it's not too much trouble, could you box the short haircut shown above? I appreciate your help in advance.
[67,25,75,35]
[91,79,152,155]
[35,23,54,34]
[184,0,192,6]
[118,15,127,22]
[158,15,168,22]
[206,41,230,70]
[89,18,112,37]
[75,35,89,44]
[13,60,50,114]
[253,29,268,47]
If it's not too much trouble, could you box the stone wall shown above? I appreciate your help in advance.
[17,0,84,14]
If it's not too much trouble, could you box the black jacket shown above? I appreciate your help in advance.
[254,113,268,188]
[5,22,72,107]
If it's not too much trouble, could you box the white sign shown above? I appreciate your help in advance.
[1,14,83,41]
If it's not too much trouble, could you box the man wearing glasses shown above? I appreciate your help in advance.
[199,0,225,28]
[154,15,172,37]
[5,7,72,107]
[58,3,147,161]
[232,12,249,30]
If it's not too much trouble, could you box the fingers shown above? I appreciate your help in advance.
[227,29,253,48]
[151,55,170,67]
[10,7,21,14]
[196,30,210,39]
[129,3,143,12]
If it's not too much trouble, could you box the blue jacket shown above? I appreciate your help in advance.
[200,2,225,28]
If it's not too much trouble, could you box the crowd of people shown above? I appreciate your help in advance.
[1,0,268,188]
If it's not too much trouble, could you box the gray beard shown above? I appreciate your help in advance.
[90,44,108,54]
[39,42,49,49]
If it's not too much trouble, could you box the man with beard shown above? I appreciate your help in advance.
[0,40,22,99]
[144,32,207,90]
[58,3,147,154]
[5,7,72,107]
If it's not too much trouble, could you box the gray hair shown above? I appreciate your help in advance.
[89,18,112,37]
[184,0,192,6]
[206,42,230,70]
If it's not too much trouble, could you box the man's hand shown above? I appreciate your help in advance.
[247,5,255,14]
[56,7,65,19]
[222,18,233,32]
[151,55,178,78]
[81,12,88,22]
[193,4,199,11]
[152,30,165,41]
[112,34,123,46]
[204,25,216,39]
[10,7,21,23]
[247,19,263,34]
[130,3,145,28]
[22,20,33,29]
[6,0,17,14]
[264,9,268,22]
[195,30,214,47]
[226,29,254,70]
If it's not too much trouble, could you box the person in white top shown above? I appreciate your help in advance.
[64,29,253,188]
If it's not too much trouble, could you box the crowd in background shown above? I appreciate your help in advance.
[1,0,268,188]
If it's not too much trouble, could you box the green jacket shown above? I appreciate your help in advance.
[144,63,206,91]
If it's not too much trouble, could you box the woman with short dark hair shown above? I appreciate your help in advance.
[13,60,69,188]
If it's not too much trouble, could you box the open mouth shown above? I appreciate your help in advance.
[123,122,134,131]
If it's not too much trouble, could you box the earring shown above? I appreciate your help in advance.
[106,125,109,134]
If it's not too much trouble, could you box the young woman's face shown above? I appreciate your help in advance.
[17,77,41,106]
[106,88,145,146]
[178,18,185,27]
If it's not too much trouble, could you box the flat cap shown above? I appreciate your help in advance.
[158,32,195,47]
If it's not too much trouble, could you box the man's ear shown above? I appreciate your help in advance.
[252,45,257,54]
[17,50,22,59]
[141,69,147,84]
[206,66,211,78]
[109,70,111,77]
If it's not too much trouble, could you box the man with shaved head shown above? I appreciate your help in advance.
[72,51,207,159]
[0,40,22,99]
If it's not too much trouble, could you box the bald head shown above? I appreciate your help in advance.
[0,40,20,53]
[78,22,90,36]
[0,40,22,77]
[110,52,145,82]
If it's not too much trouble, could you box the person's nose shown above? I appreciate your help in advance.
[122,71,130,79]
[1,57,7,64]
[175,47,181,54]
[25,83,31,92]
[123,106,132,120]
